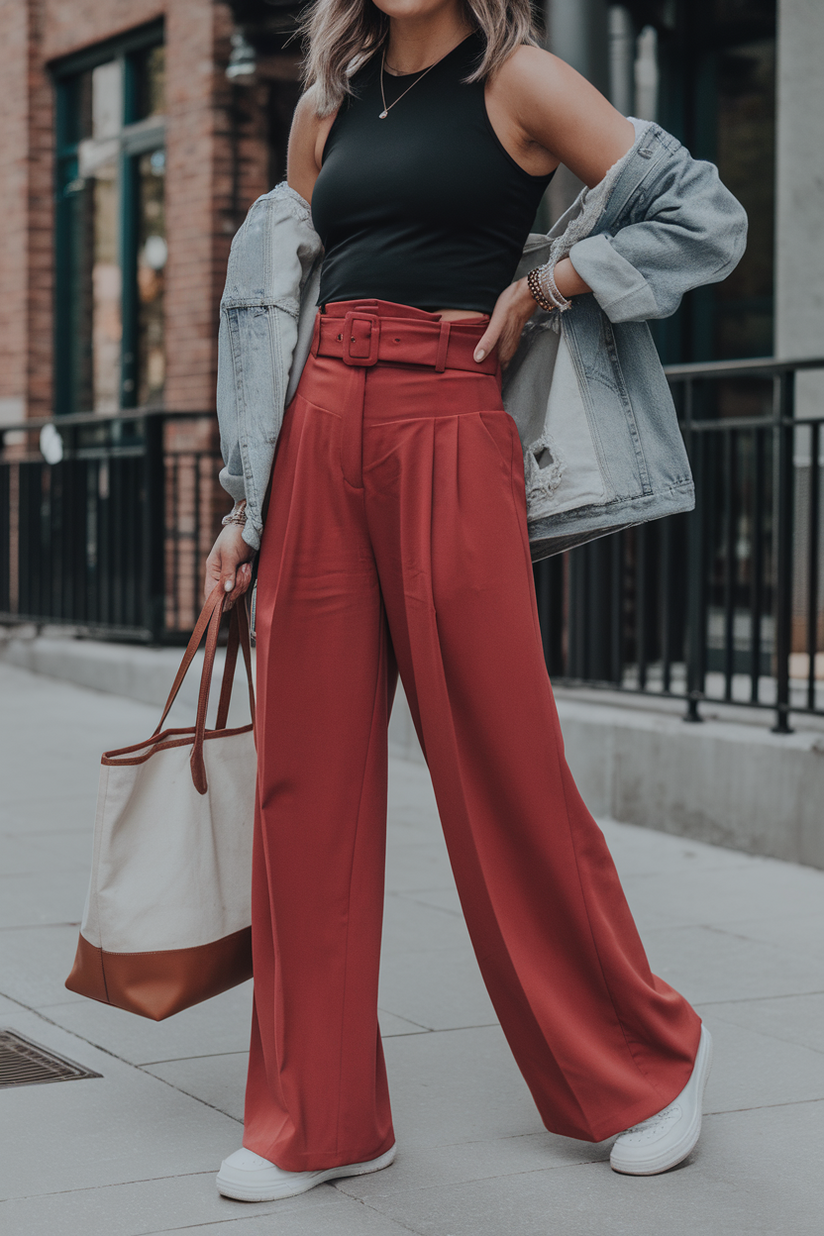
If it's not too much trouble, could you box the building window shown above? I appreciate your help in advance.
[54,24,165,415]
[625,0,776,364]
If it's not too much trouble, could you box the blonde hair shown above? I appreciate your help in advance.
[301,1,542,116]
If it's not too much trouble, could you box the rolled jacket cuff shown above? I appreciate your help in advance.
[219,465,247,504]
[219,466,260,551]
[241,520,261,553]
[569,233,660,323]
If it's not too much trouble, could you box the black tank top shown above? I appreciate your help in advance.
[311,33,554,313]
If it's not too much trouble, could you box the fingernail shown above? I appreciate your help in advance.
[474,348,485,362]
[224,580,233,592]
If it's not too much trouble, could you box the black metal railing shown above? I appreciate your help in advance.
[3,358,823,731]
[534,356,824,732]
[0,408,222,642]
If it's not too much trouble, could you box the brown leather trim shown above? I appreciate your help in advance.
[101,722,253,766]
[65,928,252,1021]
[65,931,110,1005]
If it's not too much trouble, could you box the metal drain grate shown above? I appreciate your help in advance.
[0,1030,102,1089]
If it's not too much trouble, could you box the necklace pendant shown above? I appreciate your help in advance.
[379,109,388,119]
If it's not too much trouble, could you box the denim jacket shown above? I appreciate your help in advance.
[217,119,747,558]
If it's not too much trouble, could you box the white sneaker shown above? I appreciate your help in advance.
[216,1142,397,1202]
[610,1023,713,1175]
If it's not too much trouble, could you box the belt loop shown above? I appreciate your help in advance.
[435,322,451,373]
[310,311,321,358]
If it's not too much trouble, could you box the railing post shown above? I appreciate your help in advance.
[533,559,551,669]
[142,413,165,643]
[0,438,9,616]
[683,378,704,722]
[610,532,623,685]
[807,422,820,712]
[772,370,795,733]
[749,427,766,702]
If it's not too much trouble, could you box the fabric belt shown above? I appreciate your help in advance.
[313,311,498,374]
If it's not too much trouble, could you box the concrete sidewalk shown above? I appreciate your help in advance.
[0,661,822,1235]
[4,627,824,868]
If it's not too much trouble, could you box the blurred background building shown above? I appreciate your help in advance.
[0,0,304,426]
[0,1,822,740]
[2,1,818,423]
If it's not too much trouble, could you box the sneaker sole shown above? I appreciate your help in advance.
[610,1025,713,1176]
[216,1143,397,1202]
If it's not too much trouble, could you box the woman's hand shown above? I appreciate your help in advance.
[473,278,537,370]
[474,259,591,370]
[204,523,256,610]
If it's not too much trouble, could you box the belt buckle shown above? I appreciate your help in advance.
[341,312,380,367]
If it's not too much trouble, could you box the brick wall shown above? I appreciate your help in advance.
[0,1,28,426]
[0,1,297,626]
[1,0,286,423]
[165,0,227,412]
[40,0,163,59]
[27,0,57,420]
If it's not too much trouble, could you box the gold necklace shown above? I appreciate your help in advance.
[378,42,453,119]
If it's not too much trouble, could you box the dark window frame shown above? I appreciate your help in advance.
[626,1,777,365]
[51,20,165,416]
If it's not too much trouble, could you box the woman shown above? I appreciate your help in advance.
[205,0,745,1201]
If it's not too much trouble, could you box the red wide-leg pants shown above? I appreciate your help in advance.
[244,300,701,1171]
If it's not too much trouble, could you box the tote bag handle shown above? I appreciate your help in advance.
[215,591,254,732]
[153,584,255,794]
[190,591,255,795]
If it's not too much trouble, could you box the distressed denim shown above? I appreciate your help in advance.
[217,119,747,556]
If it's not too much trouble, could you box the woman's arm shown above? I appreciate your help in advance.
[565,146,748,323]
[287,87,338,204]
[476,49,635,366]
[490,47,636,188]
[477,46,746,362]
[204,93,335,606]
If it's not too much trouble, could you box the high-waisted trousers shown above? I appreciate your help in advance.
[244,299,701,1171]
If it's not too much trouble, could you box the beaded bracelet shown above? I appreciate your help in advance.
[527,262,572,314]
[540,263,572,312]
[221,499,248,528]
[527,266,555,312]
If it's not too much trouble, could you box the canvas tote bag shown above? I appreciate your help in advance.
[65,584,257,1020]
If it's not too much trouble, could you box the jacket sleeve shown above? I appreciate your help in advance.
[215,188,323,551]
[567,135,748,323]
[217,306,247,506]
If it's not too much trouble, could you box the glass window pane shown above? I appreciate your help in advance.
[71,57,124,409]
[61,69,94,146]
[91,160,122,412]
[713,0,775,25]
[132,45,166,121]
[56,44,165,416]
[91,60,122,139]
[136,148,166,406]
[63,152,121,414]
[61,166,93,411]
[713,38,775,359]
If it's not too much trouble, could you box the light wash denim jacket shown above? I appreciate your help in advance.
[217,119,747,558]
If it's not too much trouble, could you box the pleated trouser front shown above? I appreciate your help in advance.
[244,300,701,1171]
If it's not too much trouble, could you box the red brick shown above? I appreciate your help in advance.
[4,0,294,423]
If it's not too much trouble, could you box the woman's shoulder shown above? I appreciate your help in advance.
[291,85,326,135]
[488,44,635,184]
[490,44,575,100]
[288,88,323,199]
[288,85,340,193]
